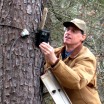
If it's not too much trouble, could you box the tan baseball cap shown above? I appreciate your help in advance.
[63,18,87,34]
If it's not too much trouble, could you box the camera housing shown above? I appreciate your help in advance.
[35,29,50,47]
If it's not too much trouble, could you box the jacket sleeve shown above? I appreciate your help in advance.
[50,57,96,89]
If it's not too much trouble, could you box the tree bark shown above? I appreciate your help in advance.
[0,0,44,104]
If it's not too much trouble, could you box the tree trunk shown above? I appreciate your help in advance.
[0,0,44,104]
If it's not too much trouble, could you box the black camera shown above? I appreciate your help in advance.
[35,29,50,47]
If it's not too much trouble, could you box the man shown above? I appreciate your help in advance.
[39,18,101,104]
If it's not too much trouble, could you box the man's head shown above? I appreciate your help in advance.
[63,18,87,47]
[63,18,86,34]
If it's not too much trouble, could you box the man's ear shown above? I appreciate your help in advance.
[82,34,86,41]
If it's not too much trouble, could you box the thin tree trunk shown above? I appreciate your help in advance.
[0,0,44,104]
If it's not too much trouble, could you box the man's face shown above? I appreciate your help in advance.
[63,25,86,46]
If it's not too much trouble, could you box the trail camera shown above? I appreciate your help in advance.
[35,29,50,47]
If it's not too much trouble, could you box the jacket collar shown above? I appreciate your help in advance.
[55,44,83,59]
[69,44,83,58]
[56,44,83,59]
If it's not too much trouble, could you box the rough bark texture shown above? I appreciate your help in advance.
[0,0,44,104]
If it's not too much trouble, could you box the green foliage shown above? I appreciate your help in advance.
[42,93,55,104]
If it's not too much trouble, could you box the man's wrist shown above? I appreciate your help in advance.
[51,58,59,68]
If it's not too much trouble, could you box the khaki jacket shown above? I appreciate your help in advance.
[45,44,101,104]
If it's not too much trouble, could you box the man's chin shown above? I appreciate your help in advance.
[63,42,70,45]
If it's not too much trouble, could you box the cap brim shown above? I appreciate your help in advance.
[63,22,78,28]
[63,22,79,28]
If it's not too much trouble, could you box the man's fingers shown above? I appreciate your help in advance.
[39,42,54,55]
[39,44,50,55]
[39,42,53,52]
[39,45,47,53]
[41,42,51,48]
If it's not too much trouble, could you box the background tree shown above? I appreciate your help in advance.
[0,0,46,104]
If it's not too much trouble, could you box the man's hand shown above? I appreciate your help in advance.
[39,42,58,65]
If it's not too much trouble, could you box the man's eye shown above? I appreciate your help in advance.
[72,29,76,32]
[72,29,79,33]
